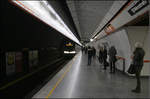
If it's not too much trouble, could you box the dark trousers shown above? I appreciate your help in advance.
[135,66,142,91]
[110,61,115,73]
[88,56,92,65]
[103,58,107,69]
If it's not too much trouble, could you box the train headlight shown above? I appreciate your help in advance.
[64,51,76,54]
[64,51,69,54]
[69,51,76,54]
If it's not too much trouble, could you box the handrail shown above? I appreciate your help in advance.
[113,56,150,74]
[117,56,150,63]
[130,57,150,63]
[144,60,150,63]
[116,56,125,60]
[116,56,125,73]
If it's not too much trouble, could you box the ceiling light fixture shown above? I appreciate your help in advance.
[12,0,82,46]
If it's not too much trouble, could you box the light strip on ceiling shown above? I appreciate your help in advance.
[12,0,82,46]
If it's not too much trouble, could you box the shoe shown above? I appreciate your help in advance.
[131,89,141,93]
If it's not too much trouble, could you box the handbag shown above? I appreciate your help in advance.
[127,64,136,74]
[105,61,109,67]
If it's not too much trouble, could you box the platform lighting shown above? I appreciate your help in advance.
[64,51,69,54]
[69,51,76,54]
[90,39,93,42]
[12,0,81,46]
[64,51,76,54]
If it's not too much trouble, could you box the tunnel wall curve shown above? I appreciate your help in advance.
[90,26,150,76]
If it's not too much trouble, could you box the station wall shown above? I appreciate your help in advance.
[91,26,150,76]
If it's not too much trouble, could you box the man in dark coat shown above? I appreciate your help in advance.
[99,46,103,64]
[88,46,93,65]
[132,42,145,93]
[81,46,84,53]
[102,46,108,70]
[108,46,117,73]
[92,47,96,59]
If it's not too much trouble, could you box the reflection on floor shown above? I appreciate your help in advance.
[33,52,150,98]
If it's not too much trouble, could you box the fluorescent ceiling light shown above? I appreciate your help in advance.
[90,39,93,42]
[12,0,81,46]
[70,51,76,54]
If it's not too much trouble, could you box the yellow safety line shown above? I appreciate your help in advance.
[46,57,76,98]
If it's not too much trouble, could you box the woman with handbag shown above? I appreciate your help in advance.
[130,42,145,93]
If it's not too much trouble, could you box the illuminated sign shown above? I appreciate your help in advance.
[104,24,115,34]
[128,0,149,16]
[66,42,73,46]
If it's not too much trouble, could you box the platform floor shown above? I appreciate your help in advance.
[33,52,150,98]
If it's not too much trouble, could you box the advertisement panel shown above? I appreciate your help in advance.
[6,52,15,76]
[104,24,115,34]
[29,51,34,68]
[15,52,23,73]
[29,50,39,68]
[32,50,38,66]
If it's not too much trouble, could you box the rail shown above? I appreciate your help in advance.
[116,56,126,73]
[116,56,150,73]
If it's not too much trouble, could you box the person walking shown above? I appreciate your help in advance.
[131,42,145,93]
[108,46,117,73]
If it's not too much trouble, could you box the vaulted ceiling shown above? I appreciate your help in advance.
[66,0,115,42]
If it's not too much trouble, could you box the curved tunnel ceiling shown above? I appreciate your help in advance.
[67,0,115,42]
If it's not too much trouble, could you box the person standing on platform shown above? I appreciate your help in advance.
[88,46,93,65]
[85,47,88,55]
[102,46,108,70]
[108,46,117,73]
[99,46,103,64]
[131,42,145,93]
[92,47,96,59]
[81,46,84,53]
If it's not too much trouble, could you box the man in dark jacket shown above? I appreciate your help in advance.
[88,46,93,65]
[102,46,108,70]
[108,46,117,73]
[132,42,145,93]
[92,47,96,59]
[99,46,103,64]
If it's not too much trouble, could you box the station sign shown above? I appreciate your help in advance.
[66,42,73,46]
[128,0,149,16]
[104,24,115,34]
